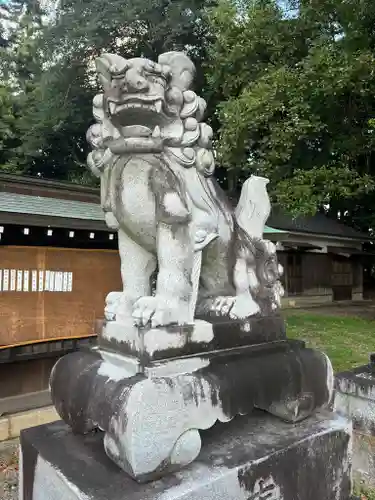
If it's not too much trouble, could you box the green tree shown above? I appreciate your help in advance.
[13,0,214,181]
[0,0,45,174]
[0,84,19,171]
[206,0,375,229]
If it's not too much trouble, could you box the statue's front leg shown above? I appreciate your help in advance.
[133,221,194,327]
[111,229,157,322]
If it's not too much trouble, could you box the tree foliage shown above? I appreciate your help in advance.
[4,0,375,232]
[0,0,46,174]
[206,0,375,229]
[0,0,214,182]
[0,84,19,171]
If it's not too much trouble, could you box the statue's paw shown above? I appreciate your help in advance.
[133,296,160,327]
[229,295,260,320]
[211,296,236,316]
[132,296,187,327]
[104,291,123,321]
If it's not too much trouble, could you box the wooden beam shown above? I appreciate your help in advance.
[0,336,97,364]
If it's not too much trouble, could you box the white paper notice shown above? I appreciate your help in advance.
[16,270,23,291]
[31,270,37,292]
[3,270,9,291]
[62,272,68,292]
[0,268,75,292]
[44,270,50,291]
[67,272,73,292]
[23,270,29,292]
[10,270,16,291]
[55,272,63,292]
[49,271,55,292]
[38,271,44,292]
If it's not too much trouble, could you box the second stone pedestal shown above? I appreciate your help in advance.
[335,356,375,486]
[20,410,352,500]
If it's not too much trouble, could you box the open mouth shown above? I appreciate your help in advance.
[108,100,163,114]
[107,99,167,133]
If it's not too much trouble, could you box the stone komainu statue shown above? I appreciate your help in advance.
[86,51,284,327]
[48,51,335,486]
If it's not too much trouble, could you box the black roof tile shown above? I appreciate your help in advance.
[268,211,371,241]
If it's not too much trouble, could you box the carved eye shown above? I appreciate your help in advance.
[161,64,171,79]
[144,61,155,71]
[147,74,166,87]
[153,63,163,74]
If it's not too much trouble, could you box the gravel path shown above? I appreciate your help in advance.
[0,440,18,500]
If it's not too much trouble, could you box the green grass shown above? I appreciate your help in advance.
[353,483,375,499]
[285,311,375,372]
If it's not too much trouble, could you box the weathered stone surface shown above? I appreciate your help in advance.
[46,49,339,486]
[19,411,352,500]
[97,314,286,364]
[335,360,375,485]
[50,339,334,482]
[335,366,375,436]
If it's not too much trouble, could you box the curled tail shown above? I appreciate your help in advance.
[233,175,284,313]
[234,175,271,239]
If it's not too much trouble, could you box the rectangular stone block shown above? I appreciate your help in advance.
[20,410,352,500]
[335,363,375,485]
[99,314,286,366]
[0,417,9,441]
[9,406,59,440]
[335,365,375,435]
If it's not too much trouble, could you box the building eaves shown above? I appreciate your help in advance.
[0,192,104,221]
[267,211,371,242]
[0,173,99,196]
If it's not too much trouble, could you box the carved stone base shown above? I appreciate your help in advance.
[96,313,286,367]
[50,338,334,482]
[20,411,352,500]
[335,359,375,486]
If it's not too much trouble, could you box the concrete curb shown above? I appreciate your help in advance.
[0,406,59,442]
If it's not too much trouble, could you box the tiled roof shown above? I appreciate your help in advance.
[5,192,362,242]
[268,211,370,241]
[0,192,285,234]
[0,192,104,221]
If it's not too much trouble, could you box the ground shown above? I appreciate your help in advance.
[1,304,375,498]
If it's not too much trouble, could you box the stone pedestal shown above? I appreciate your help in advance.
[49,315,334,482]
[335,357,375,486]
[20,410,352,500]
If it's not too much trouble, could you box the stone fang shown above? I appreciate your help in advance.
[152,125,161,138]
